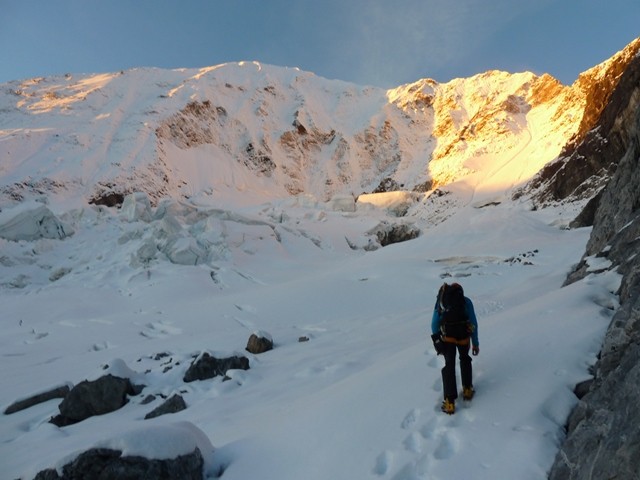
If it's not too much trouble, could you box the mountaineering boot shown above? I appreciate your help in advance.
[441,398,455,415]
[462,386,475,401]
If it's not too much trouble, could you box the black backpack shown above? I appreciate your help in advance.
[438,283,470,340]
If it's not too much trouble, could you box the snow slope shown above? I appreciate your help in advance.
[0,188,618,479]
[0,62,619,479]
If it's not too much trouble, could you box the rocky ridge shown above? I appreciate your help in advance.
[530,42,640,480]
[519,37,640,209]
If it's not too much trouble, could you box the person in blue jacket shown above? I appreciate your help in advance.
[431,282,479,414]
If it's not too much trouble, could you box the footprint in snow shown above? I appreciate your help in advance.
[431,378,442,392]
[389,454,431,480]
[397,410,464,476]
[403,432,423,454]
[139,320,182,339]
[373,450,394,476]
[419,416,440,440]
[401,408,421,430]
[433,430,460,460]
[377,398,470,479]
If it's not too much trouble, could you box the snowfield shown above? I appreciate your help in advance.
[0,189,618,479]
[0,62,620,479]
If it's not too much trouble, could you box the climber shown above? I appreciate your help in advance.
[431,282,479,414]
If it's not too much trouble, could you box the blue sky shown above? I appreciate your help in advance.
[1,0,638,87]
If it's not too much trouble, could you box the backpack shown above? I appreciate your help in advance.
[437,283,470,340]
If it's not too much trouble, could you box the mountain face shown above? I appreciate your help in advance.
[519,37,640,210]
[4,42,635,211]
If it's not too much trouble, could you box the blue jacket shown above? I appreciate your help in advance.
[431,296,479,347]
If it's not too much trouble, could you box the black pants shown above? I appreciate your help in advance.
[441,340,472,401]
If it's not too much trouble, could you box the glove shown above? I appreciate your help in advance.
[472,345,480,356]
[431,333,444,355]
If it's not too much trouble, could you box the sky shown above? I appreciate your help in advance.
[1,0,639,87]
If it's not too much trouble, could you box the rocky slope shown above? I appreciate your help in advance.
[519,37,640,211]
[528,43,640,479]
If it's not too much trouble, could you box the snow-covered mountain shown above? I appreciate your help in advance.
[1,39,638,480]
[2,37,638,288]
[5,39,636,210]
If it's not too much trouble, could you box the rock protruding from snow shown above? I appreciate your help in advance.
[0,202,74,241]
[183,352,250,383]
[34,448,204,480]
[144,394,187,420]
[246,331,274,354]
[549,44,640,480]
[521,38,640,209]
[369,221,421,247]
[34,422,211,480]
[50,374,136,427]
[4,384,71,415]
[548,292,640,480]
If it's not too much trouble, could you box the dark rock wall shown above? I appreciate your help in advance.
[547,45,640,480]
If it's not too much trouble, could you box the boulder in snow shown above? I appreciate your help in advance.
[34,447,204,480]
[369,221,421,246]
[246,331,274,354]
[34,422,211,480]
[183,352,250,383]
[50,374,136,426]
[144,394,187,420]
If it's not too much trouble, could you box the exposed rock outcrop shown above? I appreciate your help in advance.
[521,38,640,209]
[547,40,640,480]
[33,422,212,480]
[183,352,250,383]
[564,37,640,155]
[34,447,204,480]
[370,221,421,247]
[50,374,136,427]
[4,385,71,415]
[144,394,187,420]
[155,99,227,149]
